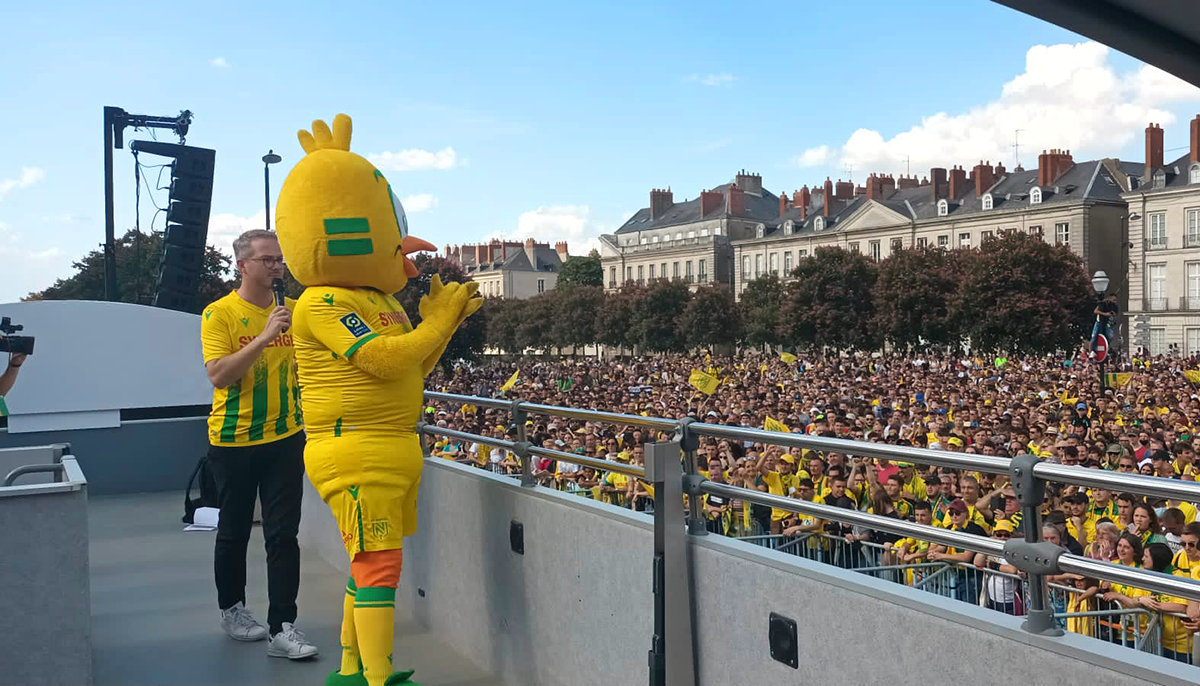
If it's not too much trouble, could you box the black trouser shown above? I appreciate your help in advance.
[208,431,305,634]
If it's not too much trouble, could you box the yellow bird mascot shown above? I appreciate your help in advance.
[275,114,481,686]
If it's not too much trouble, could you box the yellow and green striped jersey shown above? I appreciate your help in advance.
[201,291,303,446]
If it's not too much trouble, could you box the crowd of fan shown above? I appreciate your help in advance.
[421,349,1200,663]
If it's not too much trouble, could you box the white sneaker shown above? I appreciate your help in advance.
[221,602,268,642]
[267,622,319,660]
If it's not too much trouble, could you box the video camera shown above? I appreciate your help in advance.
[0,317,35,355]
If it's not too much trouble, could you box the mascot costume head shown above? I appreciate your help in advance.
[276,114,480,686]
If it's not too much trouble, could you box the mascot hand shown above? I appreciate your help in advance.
[420,275,480,329]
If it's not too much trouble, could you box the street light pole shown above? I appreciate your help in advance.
[262,150,282,231]
[1091,270,1111,393]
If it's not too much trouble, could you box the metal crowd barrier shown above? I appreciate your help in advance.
[419,391,1200,678]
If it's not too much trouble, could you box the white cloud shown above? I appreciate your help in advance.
[0,167,45,201]
[401,194,437,213]
[209,57,230,68]
[685,73,736,87]
[484,205,606,257]
[793,145,833,167]
[207,210,266,256]
[789,41,1200,176]
[27,247,63,260]
[0,221,74,301]
[368,147,460,172]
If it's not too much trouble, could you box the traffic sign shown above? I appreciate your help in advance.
[1094,334,1108,362]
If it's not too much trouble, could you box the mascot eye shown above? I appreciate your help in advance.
[389,186,409,240]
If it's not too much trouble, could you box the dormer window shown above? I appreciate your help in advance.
[756,225,764,238]
[813,216,824,231]
[675,232,683,241]
[937,199,948,217]
[1191,164,1200,184]
[982,193,993,210]
[1154,169,1166,187]
[784,221,793,236]
[1030,187,1042,205]
[653,235,660,243]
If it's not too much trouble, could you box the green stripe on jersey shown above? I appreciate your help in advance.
[248,362,269,441]
[220,382,241,442]
[275,359,290,436]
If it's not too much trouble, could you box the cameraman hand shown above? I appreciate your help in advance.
[260,306,291,341]
[7,353,26,369]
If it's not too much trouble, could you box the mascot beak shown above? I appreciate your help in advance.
[400,236,436,279]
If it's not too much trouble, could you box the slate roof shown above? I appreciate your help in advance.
[1130,153,1199,194]
[612,159,1138,245]
[461,246,563,274]
[615,180,782,234]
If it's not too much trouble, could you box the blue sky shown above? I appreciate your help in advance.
[3,0,1200,301]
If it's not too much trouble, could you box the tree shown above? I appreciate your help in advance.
[484,297,521,353]
[629,279,692,352]
[514,292,556,353]
[596,284,642,352]
[551,285,604,351]
[393,253,485,370]
[26,228,233,313]
[679,283,742,349]
[956,231,1092,354]
[781,247,880,350]
[739,274,786,348]
[873,246,963,351]
[557,255,603,289]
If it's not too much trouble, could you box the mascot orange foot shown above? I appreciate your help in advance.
[276,113,482,686]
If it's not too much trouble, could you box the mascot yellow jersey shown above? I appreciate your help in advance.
[275,113,480,686]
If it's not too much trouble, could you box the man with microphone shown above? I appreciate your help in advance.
[200,229,317,659]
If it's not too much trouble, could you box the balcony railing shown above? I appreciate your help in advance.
[1188,235,1200,248]
[618,234,719,254]
[1184,296,1200,310]
[1146,297,1168,312]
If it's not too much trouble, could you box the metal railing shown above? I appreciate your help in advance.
[419,391,1200,678]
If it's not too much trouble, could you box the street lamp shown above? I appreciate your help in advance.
[262,150,282,231]
[1091,270,1110,392]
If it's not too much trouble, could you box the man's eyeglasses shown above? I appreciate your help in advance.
[1184,541,1199,549]
[246,256,286,267]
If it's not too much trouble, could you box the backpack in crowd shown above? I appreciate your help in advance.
[182,455,219,524]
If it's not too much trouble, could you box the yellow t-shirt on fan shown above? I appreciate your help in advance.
[201,291,303,447]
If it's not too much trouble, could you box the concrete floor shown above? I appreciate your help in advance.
[88,492,500,686]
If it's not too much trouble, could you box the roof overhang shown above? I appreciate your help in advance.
[993,0,1200,87]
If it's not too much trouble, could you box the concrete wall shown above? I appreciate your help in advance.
[0,455,91,686]
[302,458,1200,686]
[0,417,206,495]
[0,300,210,433]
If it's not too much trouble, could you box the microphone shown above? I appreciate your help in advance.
[272,278,289,333]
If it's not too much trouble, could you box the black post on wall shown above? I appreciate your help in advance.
[102,106,193,301]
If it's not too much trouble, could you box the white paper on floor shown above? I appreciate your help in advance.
[184,506,220,531]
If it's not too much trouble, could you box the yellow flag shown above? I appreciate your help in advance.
[689,369,720,395]
[500,369,520,393]
[764,416,790,433]
[760,364,769,375]
[1104,372,1133,388]
[780,352,797,365]
[1186,370,1200,385]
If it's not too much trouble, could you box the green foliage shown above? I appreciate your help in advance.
[739,274,785,348]
[394,253,485,368]
[679,283,742,349]
[26,228,232,313]
[873,245,963,350]
[629,279,692,352]
[781,247,880,350]
[557,254,603,288]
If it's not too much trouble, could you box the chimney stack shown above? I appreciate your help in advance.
[896,174,919,190]
[700,188,724,217]
[823,178,834,218]
[974,160,995,198]
[865,173,884,200]
[1191,115,1200,164]
[930,167,948,201]
[649,187,674,220]
[880,173,896,195]
[1146,123,1164,182]
[779,193,790,216]
[1038,148,1075,186]
[727,184,746,215]
[524,237,536,265]
[475,244,484,265]
[555,241,569,260]
[948,165,968,199]
[794,186,810,220]
[994,162,1006,178]
[735,170,763,195]
[834,179,854,200]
